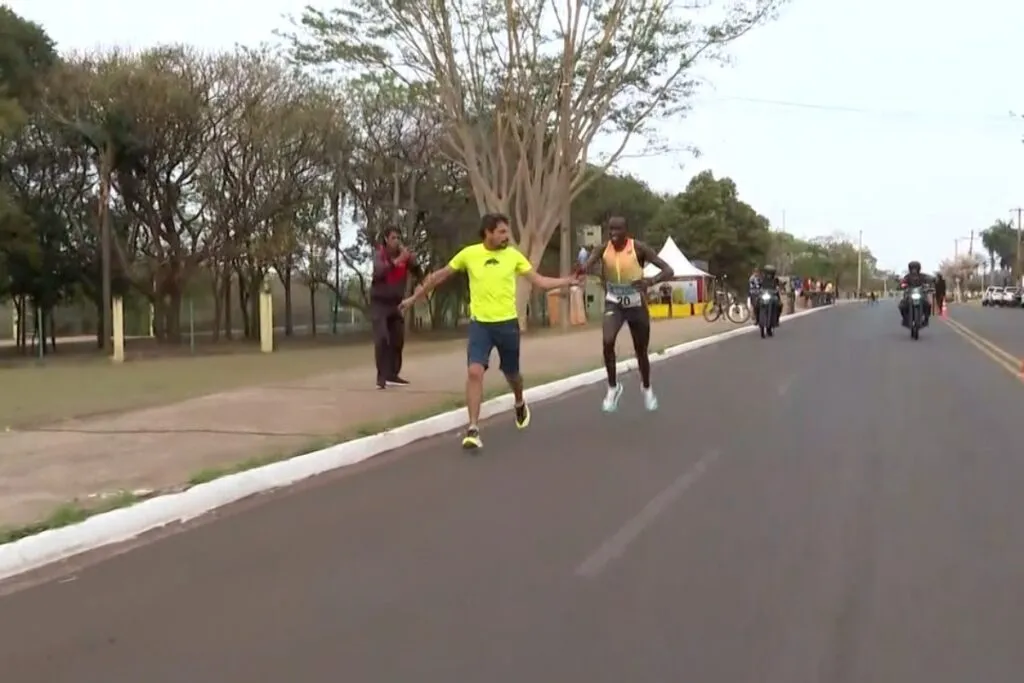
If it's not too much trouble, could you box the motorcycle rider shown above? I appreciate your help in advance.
[753,264,783,327]
[747,267,761,315]
[898,260,933,326]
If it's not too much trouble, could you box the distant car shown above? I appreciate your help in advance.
[1004,287,1022,307]
[982,286,1000,306]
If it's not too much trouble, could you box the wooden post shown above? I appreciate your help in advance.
[259,279,274,354]
[111,296,125,363]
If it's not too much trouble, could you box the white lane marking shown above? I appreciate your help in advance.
[574,449,722,579]
[777,374,797,396]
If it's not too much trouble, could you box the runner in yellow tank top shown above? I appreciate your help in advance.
[580,216,675,412]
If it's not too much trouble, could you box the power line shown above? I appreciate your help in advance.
[697,94,1022,126]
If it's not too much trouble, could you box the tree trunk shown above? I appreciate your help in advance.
[248,280,262,339]
[151,297,166,341]
[282,267,294,336]
[224,271,233,340]
[92,294,105,349]
[238,281,251,339]
[211,271,223,343]
[16,296,26,351]
[47,307,56,353]
[33,304,43,357]
[309,284,317,336]
[164,288,183,343]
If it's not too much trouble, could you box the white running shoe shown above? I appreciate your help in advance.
[642,386,659,411]
[602,383,624,412]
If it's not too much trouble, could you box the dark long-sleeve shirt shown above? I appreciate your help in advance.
[370,247,422,307]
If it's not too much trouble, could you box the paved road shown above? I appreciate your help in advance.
[2,304,1024,683]
[948,303,1024,360]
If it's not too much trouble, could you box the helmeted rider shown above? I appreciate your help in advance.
[747,267,761,316]
[752,264,783,327]
[898,260,933,326]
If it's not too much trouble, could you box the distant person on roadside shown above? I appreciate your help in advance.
[371,228,422,390]
[934,272,947,314]
[577,245,590,270]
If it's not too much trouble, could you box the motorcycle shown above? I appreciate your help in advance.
[757,290,777,339]
[907,287,925,340]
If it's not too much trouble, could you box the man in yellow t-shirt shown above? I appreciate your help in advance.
[400,213,580,449]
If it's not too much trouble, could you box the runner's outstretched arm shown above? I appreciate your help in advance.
[524,270,579,290]
[633,242,674,285]
[579,246,604,274]
[399,266,455,311]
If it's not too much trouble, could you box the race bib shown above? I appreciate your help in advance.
[605,283,643,308]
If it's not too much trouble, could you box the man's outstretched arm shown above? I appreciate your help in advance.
[524,269,578,290]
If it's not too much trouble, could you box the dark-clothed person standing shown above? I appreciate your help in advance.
[934,273,947,314]
[371,228,421,389]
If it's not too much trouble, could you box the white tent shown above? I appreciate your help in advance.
[644,237,712,279]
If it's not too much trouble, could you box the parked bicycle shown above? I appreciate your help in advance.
[703,275,750,323]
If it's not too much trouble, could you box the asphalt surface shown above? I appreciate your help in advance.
[948,302,1024,359]
[3,302,1024,683]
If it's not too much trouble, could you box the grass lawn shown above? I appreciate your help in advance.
[0,321,598,429]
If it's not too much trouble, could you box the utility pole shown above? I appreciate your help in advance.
[1013,207,1024,286]
[854,229,863,294]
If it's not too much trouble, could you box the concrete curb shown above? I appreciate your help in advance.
[0,303,842,581]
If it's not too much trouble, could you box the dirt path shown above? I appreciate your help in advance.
[0,317,739,527]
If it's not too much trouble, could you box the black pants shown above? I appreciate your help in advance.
[372,306,404,382]
[602,303,652,387]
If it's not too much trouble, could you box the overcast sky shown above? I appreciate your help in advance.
[8,0,1024,272]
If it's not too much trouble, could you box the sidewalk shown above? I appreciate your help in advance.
[0,317,740,527]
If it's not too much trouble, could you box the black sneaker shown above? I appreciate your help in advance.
[387,376,410,387]
[461,427,482,450]
[376,379,386,390]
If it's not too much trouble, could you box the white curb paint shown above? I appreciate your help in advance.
[0,302,848,581]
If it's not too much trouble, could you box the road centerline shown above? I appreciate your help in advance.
[574,449,722,579]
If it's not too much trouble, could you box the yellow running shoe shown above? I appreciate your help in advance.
[461,427,483,449]
[514,402,531,429]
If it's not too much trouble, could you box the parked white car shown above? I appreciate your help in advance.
[982,286,1001,306]
[1003,287,1022,307]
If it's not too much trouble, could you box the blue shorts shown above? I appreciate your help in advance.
[467,319,520,376]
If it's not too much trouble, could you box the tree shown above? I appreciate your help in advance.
[195,47,342,338]
[646,170,770,281]
[571,167,664,239]
[0,7,62,349]
[63,47,229,342]
[938,253,983,285]
[764,230,807,276]
[2,116,95,351]
[0,6,57,137]
[290,0,785,323]
[338,76,438,312]
[981,219,1016,277]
